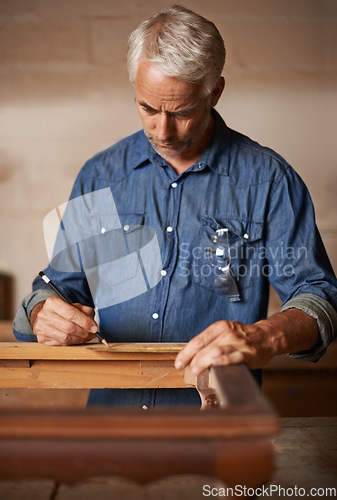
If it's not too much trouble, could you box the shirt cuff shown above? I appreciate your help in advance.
[12,289,58,342]
[280,292,337,362]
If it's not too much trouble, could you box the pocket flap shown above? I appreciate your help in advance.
[202,215,263,242]
[119,213,145,233]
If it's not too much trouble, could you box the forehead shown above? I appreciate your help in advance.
[134,59,203,110]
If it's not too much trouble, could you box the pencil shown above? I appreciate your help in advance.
[39,271,110,347]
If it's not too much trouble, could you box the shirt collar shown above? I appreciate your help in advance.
[200,109,230,176]
[130,131,154,170]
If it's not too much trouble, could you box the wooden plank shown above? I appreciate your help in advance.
[0,359,189,389]
[0,342,184,361]
[0,406,278,487]
[87,343,185,353]
[210,364,272,412]
[0,435,275,487]
[2,339,336,367]
[0,342,190,390]
[0,407,279,440]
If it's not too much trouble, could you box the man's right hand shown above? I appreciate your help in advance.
[30,296,98,346]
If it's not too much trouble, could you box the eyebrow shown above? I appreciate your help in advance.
[139,102,157,112]
[138,101,198,116]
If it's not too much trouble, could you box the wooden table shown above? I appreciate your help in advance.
[0,342,279,489]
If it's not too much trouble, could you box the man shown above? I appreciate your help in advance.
[14,5,337,407]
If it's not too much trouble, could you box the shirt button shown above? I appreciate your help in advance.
[161,270,167,277]
[152,312,159,320]
[166,226,173,233]
[171,182,178,189]
[123,225,130,232]
[100,227,106,234]
[243,233,249,239]
[142,405,148,410]
[198,163,203,169]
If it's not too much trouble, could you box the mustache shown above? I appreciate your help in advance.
[146,135,189,147]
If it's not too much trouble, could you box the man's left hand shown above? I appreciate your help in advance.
[174,320,278,375]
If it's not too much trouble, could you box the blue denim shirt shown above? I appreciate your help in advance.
[13,110,337,407]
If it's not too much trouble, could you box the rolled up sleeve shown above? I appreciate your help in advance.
[13,289,58,342]
[281,292,337,362]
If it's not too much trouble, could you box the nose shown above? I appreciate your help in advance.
[156,112,174,141]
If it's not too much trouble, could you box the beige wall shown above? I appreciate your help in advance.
[1,0,337,313]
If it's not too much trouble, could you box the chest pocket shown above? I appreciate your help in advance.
[83,212,162,309]
[193,215,264,297]
[86,213,145,270]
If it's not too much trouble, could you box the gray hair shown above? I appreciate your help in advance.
[127,5,226,96]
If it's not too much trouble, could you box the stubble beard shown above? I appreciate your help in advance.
[145,133,192,159]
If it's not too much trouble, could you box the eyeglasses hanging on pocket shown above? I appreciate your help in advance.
[206,228,240,301]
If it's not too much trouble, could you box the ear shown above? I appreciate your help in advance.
[210,76,225,107]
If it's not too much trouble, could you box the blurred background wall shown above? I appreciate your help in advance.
[1,0,336,315]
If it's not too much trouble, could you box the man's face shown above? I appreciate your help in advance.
[134,59,214,160]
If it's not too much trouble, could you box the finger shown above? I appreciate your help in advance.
[212,350,245,367]
[175,321,231,370]
[36,330,95,346]
[44,297,98,333]
[73,303,96,320]
[188,342,242,376]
